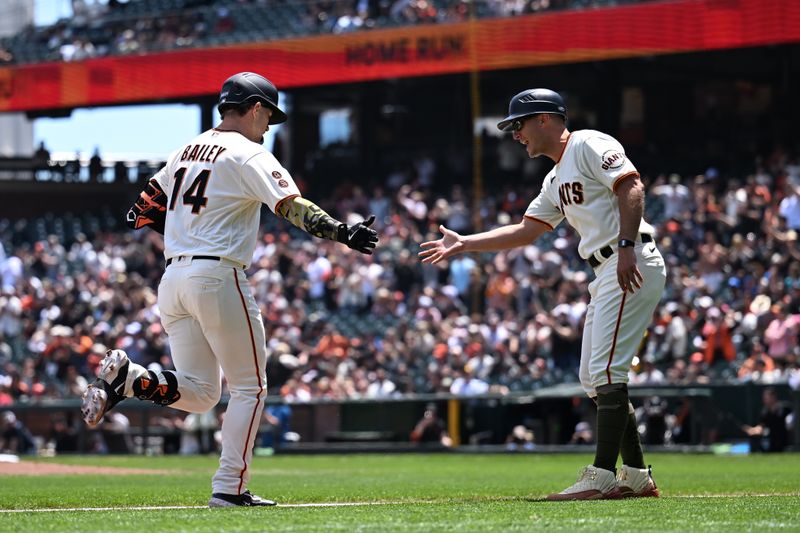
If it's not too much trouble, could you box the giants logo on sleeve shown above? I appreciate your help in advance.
[601,150,626,171]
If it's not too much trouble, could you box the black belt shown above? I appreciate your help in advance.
[165,255,221,267]
[588,233,653,268]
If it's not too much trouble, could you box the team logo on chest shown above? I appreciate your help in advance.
[601,150,626,170]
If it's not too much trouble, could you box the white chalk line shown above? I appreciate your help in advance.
[0,501,412,514]
[1,493,798,514]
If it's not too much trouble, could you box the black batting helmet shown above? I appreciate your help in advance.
[218,72,287,125]
[497,88,567,132]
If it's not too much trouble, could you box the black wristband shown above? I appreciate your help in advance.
[336,223,349,244]
[618,239,636,248]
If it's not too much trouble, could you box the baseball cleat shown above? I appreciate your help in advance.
[616,465,660,498]
[208,490,277,507]
[98,349,147,397]
[81,349,146,428]
[81,384,112,428]
[546,465,621,501]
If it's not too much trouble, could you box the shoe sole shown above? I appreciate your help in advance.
[208,497,237,508]
[208,497,277,507]
[81,385,108,428]
[618,487,660,498]
[546,488,621,501]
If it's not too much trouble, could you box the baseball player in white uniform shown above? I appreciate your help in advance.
[81,72,378,507]
[420,88,666,501]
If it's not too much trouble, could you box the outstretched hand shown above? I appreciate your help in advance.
[339,215,379,254]
[418,225,465,265]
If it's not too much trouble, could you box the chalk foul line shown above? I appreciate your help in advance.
[1,494,798,514]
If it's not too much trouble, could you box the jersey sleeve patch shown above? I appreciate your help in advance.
[601,149,626,171]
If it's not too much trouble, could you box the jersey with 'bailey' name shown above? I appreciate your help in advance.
[152,128,300,268]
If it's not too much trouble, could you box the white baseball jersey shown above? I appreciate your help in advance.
[152,128,301,268]
[523,130,655,259]
[523,129,666,394]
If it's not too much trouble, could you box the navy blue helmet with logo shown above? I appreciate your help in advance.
[497,88,567,132]
[217,72,287,125]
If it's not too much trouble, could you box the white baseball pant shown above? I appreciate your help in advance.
[158,256,267,495]
[580,241,666,396]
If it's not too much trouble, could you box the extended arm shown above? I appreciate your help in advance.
[126,179,167,234]
[275,196,378,254]
[419,217,549,265]
[615,175,645,292]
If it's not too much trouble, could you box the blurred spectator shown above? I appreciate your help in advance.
[505,424,535,451]
[261,401,293,451]
[366,368,397,397]
[410,402,452,447]
[49,413,80,453]
[763,304,800,363]
[98,411,132,454]
[659,302,688,362]
[738,339,777,382]
[158,413,185,454]
[779,185,800,230]
[670,397,695,444]
[179,410,218,455]
[449,366,489,395]
[88,148,104,182]
[0,411,36,455]
[743,387,793,452]
[630,356,665,385]
[569,421,594,444]
[33,141,51,180]
[701,307,735,367]
[63,151,82,182]
[651,173,690,221]
[113,161,128,183]
[636,396,668,445]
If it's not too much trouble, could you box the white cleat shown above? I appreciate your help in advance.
[81,385,110,428]
[99,350,132,395]
[547,465,621,501]
[616,465,660,498]
[81,349,146,428]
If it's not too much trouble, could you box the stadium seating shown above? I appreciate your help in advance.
[0,0,657,65]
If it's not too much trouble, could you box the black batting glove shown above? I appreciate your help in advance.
[337,215,379,254]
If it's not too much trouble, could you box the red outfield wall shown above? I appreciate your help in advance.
[0,0,798,112]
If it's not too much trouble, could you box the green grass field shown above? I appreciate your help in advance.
[1,453,799,532]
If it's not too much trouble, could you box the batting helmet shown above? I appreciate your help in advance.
[497,88,567,132]
[218,72,287,125]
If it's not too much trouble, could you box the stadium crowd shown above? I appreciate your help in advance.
[1,144,800,409]
[1,0,652,65]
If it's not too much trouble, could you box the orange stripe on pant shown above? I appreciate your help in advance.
[605,291,627,384]
[233,268,264,494]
